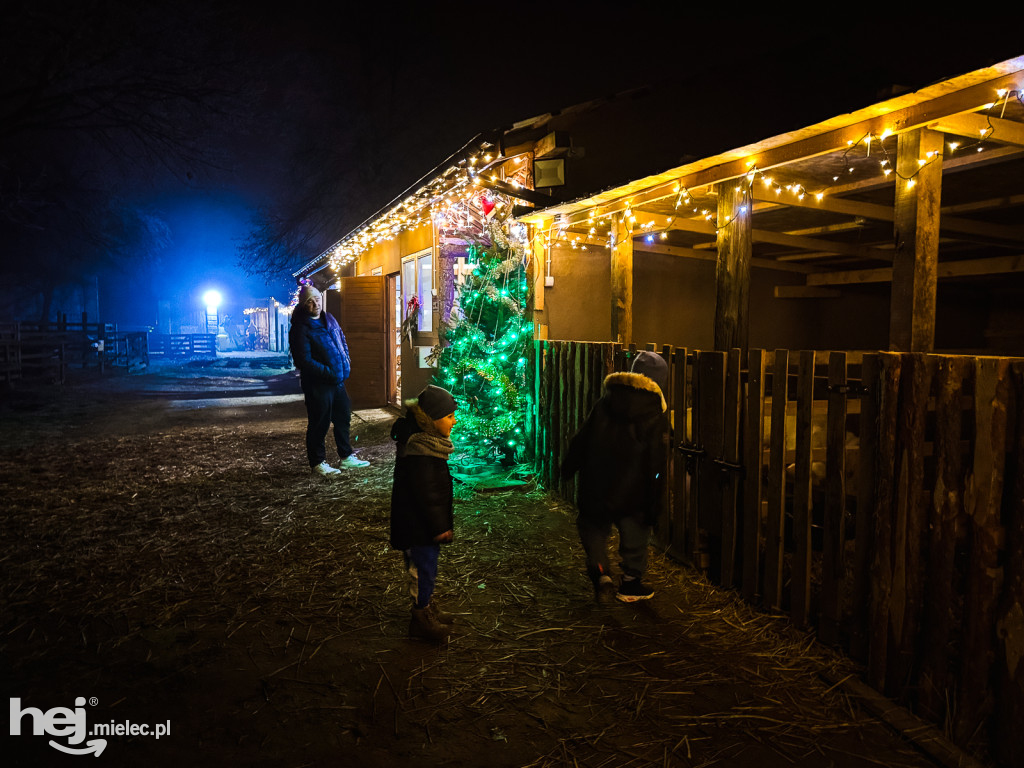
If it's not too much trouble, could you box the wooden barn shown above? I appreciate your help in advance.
[292,50,1023,764]
[526,54,1024,766]
[290,87,769,409]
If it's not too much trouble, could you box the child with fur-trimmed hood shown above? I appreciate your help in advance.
[390,385,458,642]
[561,351,670,603]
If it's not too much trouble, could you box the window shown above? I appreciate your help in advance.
[401,248,433,333]
[417,252,432,332]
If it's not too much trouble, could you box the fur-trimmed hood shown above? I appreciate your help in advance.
[603,371,667,413]
[403,399,445,436]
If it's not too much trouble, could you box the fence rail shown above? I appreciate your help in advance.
[0,321,151,386]
[147,333,217,358]
[533,340,1024,767]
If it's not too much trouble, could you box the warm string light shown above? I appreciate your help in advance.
[316,145,531,275]
[538,85,1021,249]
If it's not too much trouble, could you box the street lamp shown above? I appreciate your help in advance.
[203,290,222,335]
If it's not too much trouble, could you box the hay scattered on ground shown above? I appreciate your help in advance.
[0,384,940,767]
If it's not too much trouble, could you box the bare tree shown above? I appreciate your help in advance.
[0,0,256,319]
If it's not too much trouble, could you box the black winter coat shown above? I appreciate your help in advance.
[288,308,351,385]
[390,402,454,550]
[561,371,669,526]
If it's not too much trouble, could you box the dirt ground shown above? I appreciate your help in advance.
[0,357,952,767]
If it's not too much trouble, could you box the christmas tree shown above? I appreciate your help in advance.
[432,217,532,466]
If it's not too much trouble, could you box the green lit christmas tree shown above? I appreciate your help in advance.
[432,218,532,466]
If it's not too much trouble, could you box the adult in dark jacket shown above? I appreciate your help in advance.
[390,385,458,642]
[289,284,369,476]
[561,350,669,602]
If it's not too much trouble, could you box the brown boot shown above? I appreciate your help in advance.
[429,601,456,625]
[409,605,450,642]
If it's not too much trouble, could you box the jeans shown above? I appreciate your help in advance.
[577,515,651,579]
[404,545,440,609]
[301,379,353,467]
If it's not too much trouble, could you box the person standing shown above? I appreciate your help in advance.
[561,351,670,602]
[390,385,458,642]
[289,284,369,476]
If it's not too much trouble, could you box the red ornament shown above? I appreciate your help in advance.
[480,196,496,218]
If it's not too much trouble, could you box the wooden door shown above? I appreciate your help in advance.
[326,277,387,409]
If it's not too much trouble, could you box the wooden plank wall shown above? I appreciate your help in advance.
[533,341,1024,765]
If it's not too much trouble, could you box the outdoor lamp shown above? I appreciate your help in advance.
[203,290,222,313]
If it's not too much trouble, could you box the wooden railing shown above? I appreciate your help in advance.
[147,333,217,358]
[533,340,1024,767]
[0,321,151,386]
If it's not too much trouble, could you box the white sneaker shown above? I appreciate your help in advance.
[313,461,342,476]
[340,455,370,469]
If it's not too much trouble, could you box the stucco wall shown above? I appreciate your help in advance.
[541,245,848,351]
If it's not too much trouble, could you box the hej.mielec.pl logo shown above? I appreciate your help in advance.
[10,696,171,756]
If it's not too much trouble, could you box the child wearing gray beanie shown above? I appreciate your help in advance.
[389,385,459,642]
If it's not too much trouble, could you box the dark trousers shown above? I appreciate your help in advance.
[301,379,353,467]
[404,545,440,609]
[577,515,651,579]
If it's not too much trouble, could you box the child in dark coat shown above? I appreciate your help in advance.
[561,351,669,602]
[390,385,458,641]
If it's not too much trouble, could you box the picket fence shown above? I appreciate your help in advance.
[532,340,1023,767]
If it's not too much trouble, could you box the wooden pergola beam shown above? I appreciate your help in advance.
[751,189,1024,245]
[634,241,818,274]
[634,207,895,261]
[803,254,1024,287]
[521,66,1024,230]
[928,113,1024,148]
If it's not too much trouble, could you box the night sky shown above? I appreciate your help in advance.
[1,3,1019,326]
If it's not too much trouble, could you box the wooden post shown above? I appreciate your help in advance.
[530,222,547,315]
[887,353,933,698]
[791,350,815,627]
[533,340,543,478]
[995,361,1024,768]
[656,344,674,550]
[890,128,942,352]
[820,352,849,646]
[610,214,632,345]
[714,181,752,354]
[686,351,702,566]
[720,348,742,589]
[956,357,1010,744]
[851,354,880,661]
[765,350,789,610]
[868,353,902,693]
[919,355,968,721]
[672,347,690,559]
[742,349,766,603]
[698,351,726,582]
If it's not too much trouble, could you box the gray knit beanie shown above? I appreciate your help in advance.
[630,350,668,395]
[417,385,457,420]
[298,284,322,305]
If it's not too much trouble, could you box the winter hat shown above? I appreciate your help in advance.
[298,284,322,306]
[417,385,457,420]
[630,350,668,396]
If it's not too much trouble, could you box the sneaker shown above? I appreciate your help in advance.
[340,455,370,469]
[312,461,341,476]
[587,566,616,602]
[617,577,654,602]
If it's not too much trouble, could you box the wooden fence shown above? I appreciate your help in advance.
[147,333,217,358]
[534,340,1023,767]
[1,321,151,386]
